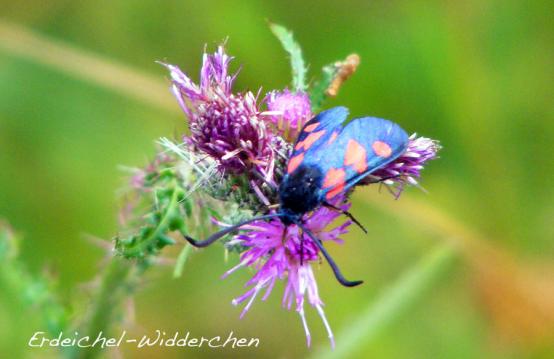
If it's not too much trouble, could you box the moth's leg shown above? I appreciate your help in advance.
[323,202,367,234]
[363,174,401,185]
[300,229,304,266]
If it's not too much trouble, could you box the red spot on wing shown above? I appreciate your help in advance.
[300,130,326,150]
[323,168,346,189]
[287,153,304,174]
[303,123,319,132]
[326,184,345,200]
[372,141,392,158]
[344,139,368,173]
[295,140,304,150]
[327,131,338,145]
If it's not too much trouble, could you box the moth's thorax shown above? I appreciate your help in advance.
[279,165,324,221]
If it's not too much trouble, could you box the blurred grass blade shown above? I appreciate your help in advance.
[311,243,457,359]
[173,243,193,278]
[269,22,307,92]
[0,20,178,113]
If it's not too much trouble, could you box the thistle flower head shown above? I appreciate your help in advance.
[370,134,441,197]
[162,46,275,177]
[156,31,442,350]
[264,89,312,138]
[222,199,351,348]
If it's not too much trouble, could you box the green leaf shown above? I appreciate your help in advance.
[309,54,360,112]
[311,244,457,359]
[168,215,184,231]
[309,62,340,113]
[157,234,176,247]
[184,198,192,217]
[269,22,307,92]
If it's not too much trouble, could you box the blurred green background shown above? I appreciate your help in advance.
[1,0,553,358]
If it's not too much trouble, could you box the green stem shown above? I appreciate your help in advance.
[66,257,138,359]
[119,184,182,257]
[0,224,68,339]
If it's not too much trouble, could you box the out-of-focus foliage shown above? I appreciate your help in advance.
[1,1,553,358]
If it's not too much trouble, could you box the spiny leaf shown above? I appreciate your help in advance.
[269,22,307,92]
[310,54,360,112]
[309,62,340,113]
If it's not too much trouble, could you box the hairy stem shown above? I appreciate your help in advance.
[66,257,141,359]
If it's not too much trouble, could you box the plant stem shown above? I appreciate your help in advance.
[118,183,182,258]
[66,257,141,359]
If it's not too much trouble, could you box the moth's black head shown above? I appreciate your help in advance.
[278,165,324,223]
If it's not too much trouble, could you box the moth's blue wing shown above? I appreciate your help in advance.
[285,106,350,174]
[333,116,409,192]
[287,108,409,201]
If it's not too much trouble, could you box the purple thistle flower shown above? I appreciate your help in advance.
[369,134,441,197]
[221,199,351,348]
[264,89,312,139]
[162,46,277,183]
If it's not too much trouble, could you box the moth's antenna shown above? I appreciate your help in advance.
[298,223,363,287]
[182,213,283,248]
